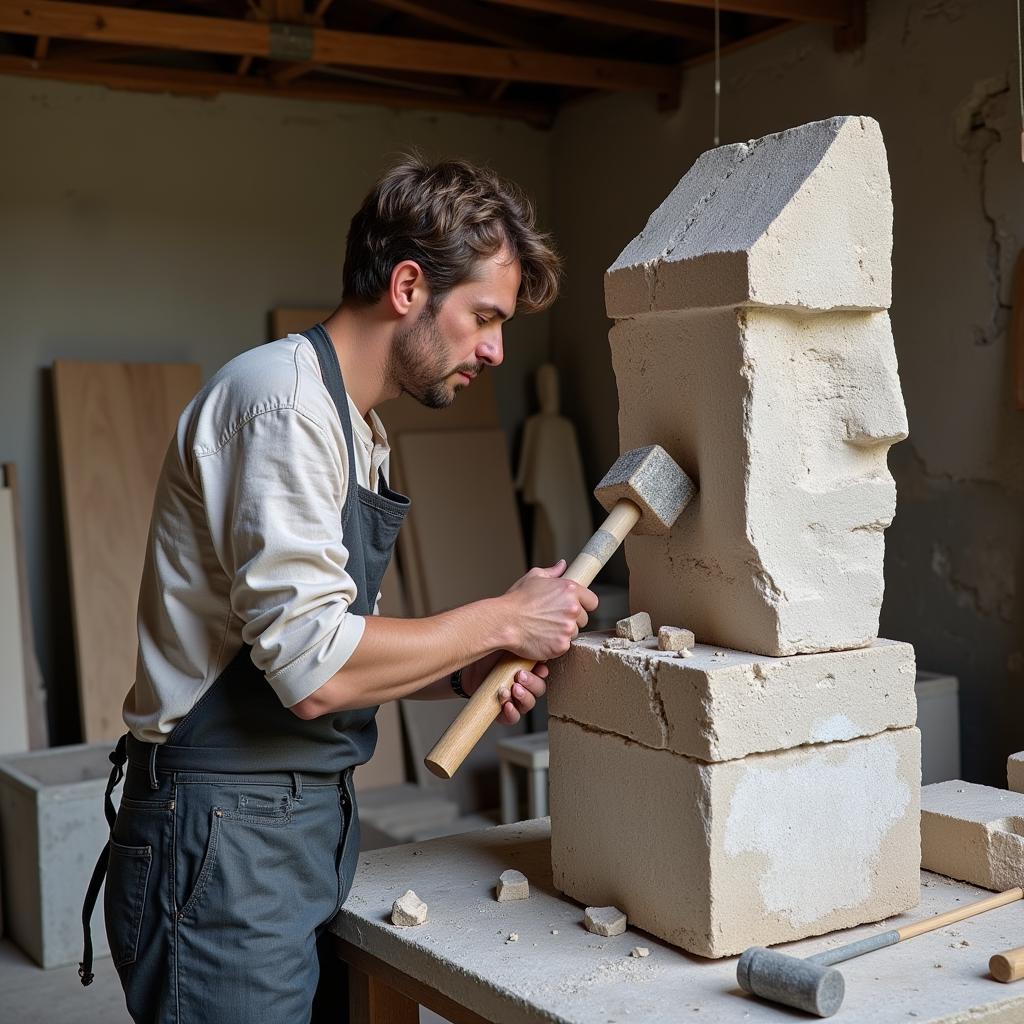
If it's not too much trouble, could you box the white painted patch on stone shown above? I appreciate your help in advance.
[723,735,911,927]
[810,713,860,743]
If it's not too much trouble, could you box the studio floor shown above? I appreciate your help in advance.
[0,939,448,1024]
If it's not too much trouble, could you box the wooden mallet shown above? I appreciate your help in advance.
[424,444,697,780]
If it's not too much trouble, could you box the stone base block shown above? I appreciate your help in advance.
[550,720,921,958]
[921,781,1024,891]
[1008,753,1024,795]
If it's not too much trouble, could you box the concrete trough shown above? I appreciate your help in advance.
[0,742,116,968]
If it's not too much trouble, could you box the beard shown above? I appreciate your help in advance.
[389,306,483,410]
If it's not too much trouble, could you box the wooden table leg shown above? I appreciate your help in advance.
[348,962,419,1024]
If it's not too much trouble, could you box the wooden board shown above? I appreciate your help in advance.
[269,307,332,340]
[52,361,201,742]
[1,464,47,748]
[0,488,30,755]
[395,429,525,614]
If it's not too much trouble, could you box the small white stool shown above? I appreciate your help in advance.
[496,731,550,824]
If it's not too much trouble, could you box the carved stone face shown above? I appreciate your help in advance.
[612,305,907,656]
[605,115,906,656]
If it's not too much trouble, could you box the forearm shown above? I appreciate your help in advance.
[292,597,511,718]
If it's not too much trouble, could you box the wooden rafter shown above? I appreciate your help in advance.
[0,53,555,124]
[371,0,540,49]
[0,0,680,95]
[650,0,851,25]
[479,0,717,44]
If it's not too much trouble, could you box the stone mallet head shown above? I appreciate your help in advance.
[423,444,695,781]
[737,887,1024,1018]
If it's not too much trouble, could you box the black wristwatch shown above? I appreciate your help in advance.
[449,668,470,699]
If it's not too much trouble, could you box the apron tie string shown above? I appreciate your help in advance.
[79,733,128,986]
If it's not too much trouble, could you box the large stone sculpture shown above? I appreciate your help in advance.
[550,117,920,959]
[605,115,908,657]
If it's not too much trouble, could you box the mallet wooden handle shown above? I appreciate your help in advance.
[424,500,642,780]
[896,887,1023,941]
[990,944,1024,983]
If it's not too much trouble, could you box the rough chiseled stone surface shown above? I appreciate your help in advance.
[605,116,907,657]
[548,633,917,763]
[921,781,1024,892]
[550,718,921,958]
[604,116,893,317]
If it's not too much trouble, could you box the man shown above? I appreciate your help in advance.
[80,156,598,1023]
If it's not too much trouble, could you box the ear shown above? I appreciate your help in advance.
[389,260,424,316]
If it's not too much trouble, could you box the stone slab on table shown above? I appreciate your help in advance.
[922,781,1024,891]
[330,819,1024,1024]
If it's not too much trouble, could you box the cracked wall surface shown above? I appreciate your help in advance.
[551,0,1024,783]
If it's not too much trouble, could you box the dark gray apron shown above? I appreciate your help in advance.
[80,324,409,995]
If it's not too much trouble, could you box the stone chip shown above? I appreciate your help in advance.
[496,869,530,902]
[584,905,628,937]
[391,890,428,927]
[616,613,653,642]
[658,626,695,652]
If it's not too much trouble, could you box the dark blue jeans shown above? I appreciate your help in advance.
[105,763,356,1023]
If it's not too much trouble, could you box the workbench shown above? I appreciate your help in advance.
[330,819,1024,1023]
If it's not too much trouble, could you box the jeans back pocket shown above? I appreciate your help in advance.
[104,841,153,968]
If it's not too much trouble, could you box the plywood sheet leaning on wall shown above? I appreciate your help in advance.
[395,428,525,614]
[0,488,30,755]
[353,557,408,793]
[2,464,47,749]
[395,428,527,812]
[53,361,201,742]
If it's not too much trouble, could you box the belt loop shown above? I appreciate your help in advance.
[148,743,159,791]
[292,771,302,800]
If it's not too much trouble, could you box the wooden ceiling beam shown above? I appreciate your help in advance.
[370,0,540,49]
[649,0,851,26]
[0,0,679,94]
[0,53,556,124]
[480,0,717,44]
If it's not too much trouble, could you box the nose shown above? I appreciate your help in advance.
[477,328,504,368]
[845,361,908,447]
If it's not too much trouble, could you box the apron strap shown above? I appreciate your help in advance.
[79,733,128,986]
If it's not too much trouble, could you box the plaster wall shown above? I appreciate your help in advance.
[550,0,1023,783]
[0,77,552,743]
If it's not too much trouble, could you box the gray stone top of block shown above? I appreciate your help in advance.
[604,115,892,317]
[547,633,916,763]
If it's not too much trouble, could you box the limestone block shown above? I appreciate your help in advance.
[605,116,892,318]
[550,719,921,958]
[392,890,428,927]
[1009,753,1024,794]
[548,633,916,763]
[658,626,695,652]
[496,869,530,902]
[584,906,627,937]
[921,781,1024,891]
[611,305,906,657]
[616,612,652,641]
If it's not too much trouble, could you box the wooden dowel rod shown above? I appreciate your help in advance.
[897,888,1023,942]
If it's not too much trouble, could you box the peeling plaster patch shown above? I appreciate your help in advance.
[901,0,968,47]
[954,77,1013,348]
[931,540,1015,622]
[724,736,910,926]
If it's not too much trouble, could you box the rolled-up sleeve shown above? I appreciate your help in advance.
[195,405,364,707]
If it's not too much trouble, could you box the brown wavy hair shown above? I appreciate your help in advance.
[342,155,561,314]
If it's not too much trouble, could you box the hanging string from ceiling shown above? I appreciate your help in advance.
[713,0,721,146]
